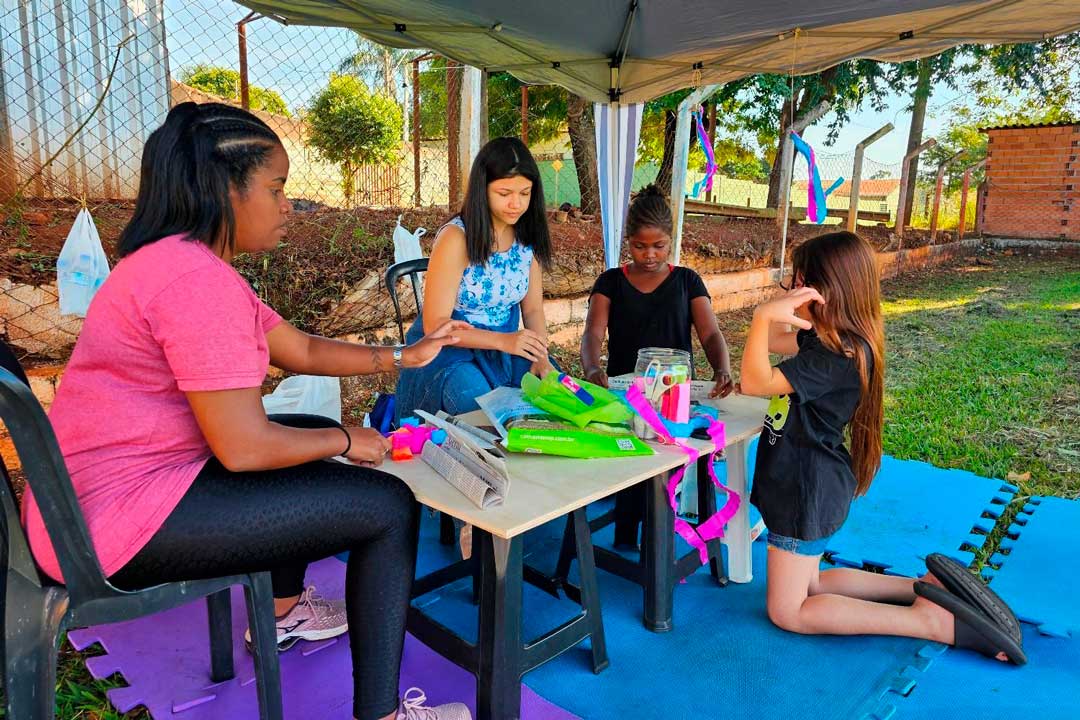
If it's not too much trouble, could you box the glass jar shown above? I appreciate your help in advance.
[631,347,692,439]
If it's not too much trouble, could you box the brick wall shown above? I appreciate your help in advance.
[981,124,1079,241]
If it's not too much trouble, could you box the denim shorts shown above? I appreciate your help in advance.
[766,531,832,557]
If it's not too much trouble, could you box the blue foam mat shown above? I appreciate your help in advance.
[414,518,932,720]
[892,629,1080,720]
[985,496,1080,638]
[824,457,1016,576]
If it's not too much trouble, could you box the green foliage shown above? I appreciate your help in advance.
[306,74,404,201]
[487,73,567,144]
[417,57,449,139]
[179,64,291,116]
[338,34,420,98]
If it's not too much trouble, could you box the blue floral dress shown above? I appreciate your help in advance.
[394,217,539,420]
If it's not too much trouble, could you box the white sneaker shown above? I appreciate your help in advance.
[244,585,348,651]
[396,687,472,720]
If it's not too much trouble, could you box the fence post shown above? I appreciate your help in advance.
[847,123,893,232]
[521,85,529,144]
[776,100,831,280]
[895,139,936,240]
[930,150,963,243]
[412,56,422,206]
[958,158,986,241]
[447,60,462,207]
[236,12,260,110]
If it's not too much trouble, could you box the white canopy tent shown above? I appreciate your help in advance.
[239,0,1080,267]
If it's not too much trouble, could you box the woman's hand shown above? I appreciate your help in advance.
[585,368,609,388]
[343,427,391,467]
[502,329,548,363]
[402,320,470,368]
[709,368,734,398]
[755,287,825,330]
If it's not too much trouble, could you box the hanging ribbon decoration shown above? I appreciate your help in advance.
[790,130,844,224]
[690,106,718,199]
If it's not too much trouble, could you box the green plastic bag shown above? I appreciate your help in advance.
[505,420,652,458]
[520,371,632,428]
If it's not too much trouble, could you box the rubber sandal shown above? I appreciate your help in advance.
[914,581,1027,665]
[926,553,1022,644]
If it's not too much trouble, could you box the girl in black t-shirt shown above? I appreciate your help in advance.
[581,184,733,547]
[740,230,1023,665]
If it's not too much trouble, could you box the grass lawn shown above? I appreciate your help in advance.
[7,250,1077,719]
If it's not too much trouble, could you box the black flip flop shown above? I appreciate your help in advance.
[926,553,1022,644]
[914,581,1027,665]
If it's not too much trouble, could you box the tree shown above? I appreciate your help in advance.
[179,64,290,116]
[306,74,404,203]
[891,34,1080,226]
[567,93,600,215]
[486,73,566,145]
[715,60,890,209]
[338,35,419,100]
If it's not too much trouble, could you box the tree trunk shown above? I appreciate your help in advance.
[653,109,678,195]
[902,58,933,228]
[567,93,600,215]
[766,95,796,209]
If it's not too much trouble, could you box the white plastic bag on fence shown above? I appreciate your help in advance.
[392,214,427,264]
[261,375,342,423]
[56,208,111,317]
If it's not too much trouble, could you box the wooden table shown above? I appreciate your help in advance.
[382,393,767,719]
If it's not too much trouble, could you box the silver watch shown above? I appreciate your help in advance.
[392,345,405,368]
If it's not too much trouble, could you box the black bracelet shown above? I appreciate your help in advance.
[337,425,351,457]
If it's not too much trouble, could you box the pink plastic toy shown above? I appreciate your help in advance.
[388,420,447,461]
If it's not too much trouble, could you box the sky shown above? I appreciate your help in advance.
[164,0,996,176]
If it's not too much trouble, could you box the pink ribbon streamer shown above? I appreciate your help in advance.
[626,381,740,565]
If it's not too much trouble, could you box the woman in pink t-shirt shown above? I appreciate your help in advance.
[21,103,471,720]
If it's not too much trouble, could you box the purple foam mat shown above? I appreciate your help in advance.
[68,558,578,719]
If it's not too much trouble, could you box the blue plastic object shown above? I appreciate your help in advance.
[825,457,1016,576]
[891,626,1080,720]
[983,496,1080,638]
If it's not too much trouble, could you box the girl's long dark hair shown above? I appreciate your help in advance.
[117,102,282,258]
[792,231,885,496]
[459,137,552,269]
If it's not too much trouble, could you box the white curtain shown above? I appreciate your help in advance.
[594,102,644,269]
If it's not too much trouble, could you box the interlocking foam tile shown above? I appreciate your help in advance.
[824,456,1016,577]
[417,534,939,720]
[983,496,1080,638]
[891,627,1080,720]
[68,539,577,719]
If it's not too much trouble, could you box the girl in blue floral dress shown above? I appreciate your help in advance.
[395,137,554,420]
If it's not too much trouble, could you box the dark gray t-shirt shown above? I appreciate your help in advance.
[750,329,867,541]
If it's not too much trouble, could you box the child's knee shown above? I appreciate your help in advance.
[766,597,806,634]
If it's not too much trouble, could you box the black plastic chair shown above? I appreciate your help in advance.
[385,258,457,546]
[0,356,283,719]
[385,257,429,344]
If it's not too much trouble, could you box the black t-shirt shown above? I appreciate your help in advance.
[591,266,710,377]
[750,329,868,541]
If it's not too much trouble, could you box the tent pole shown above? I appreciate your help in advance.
[671,84,720,266]
[776,101,830,284]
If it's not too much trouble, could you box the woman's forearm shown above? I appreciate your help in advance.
[740,310,776,396]
[219,423,350,472]
[303,336,400,375]
[581,331,605,377]
[521,308,549,341]
[702,331,731,376]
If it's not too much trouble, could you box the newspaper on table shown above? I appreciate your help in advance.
[415,410,510,509]
[475,386,552,439]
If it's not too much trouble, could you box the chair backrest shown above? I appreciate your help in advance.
[0,349,114,602]
[385,257,429,344]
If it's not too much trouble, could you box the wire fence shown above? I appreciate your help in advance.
[2,0,1007,362]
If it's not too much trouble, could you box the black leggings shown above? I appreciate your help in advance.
[111,415,419,720]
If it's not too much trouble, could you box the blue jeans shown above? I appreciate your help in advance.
[766,531,832,557]
[440,356,535,415]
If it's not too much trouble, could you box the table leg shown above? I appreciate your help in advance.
[726,438,754,583]
[476,532,524,720]
[643,470,675,633]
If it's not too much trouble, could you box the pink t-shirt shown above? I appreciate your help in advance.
[22,234,282,582]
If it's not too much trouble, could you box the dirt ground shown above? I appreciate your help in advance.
[1,198,932,310]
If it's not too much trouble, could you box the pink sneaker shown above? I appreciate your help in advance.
[396,687,472,720]
[244,585,348,651]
